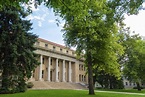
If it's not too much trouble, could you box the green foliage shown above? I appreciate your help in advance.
[47,0,124,94]
[119,28,145,91]
[0,0,30,11]
[94,70,124,89]
[57,0,126,95]
[0,4,39,94]
[133,87,145,89]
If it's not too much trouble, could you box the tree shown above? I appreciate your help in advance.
[119,28,145,91]
[0,4,39,93]
[43,0,145,94]
[57,0,124,94]
[94,70,124,89]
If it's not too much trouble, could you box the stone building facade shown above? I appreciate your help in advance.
[30,38,88,84]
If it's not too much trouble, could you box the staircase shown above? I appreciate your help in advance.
[30,81,88,90]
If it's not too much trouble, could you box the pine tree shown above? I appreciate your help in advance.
[0,4,39,94]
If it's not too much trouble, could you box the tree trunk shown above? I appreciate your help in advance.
[87,52,95,95]
[136,82,141,91]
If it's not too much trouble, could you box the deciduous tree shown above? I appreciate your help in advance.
[119,28,145,91]
[58,0,124,94]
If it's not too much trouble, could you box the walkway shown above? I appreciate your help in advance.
[78,90,145,96]
[95,90,145,96]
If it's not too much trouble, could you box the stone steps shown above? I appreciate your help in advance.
[30,81,88,90]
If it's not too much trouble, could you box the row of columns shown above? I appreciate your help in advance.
[39,55,72,82]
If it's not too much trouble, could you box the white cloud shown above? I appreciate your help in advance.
[27,14,47,21]
[124,10,145,36]
[27,15,40,20]
[59,22,65,28]
[38,21,42,27]
[48,20,55,23]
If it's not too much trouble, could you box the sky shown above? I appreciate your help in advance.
[26,3,145,45]
[26,4,65,45]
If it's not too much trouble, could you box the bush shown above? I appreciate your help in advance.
[133,86,144,89]
[95,87,103,89]
[27,82,34,88]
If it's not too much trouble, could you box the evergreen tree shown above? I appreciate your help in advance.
[0,4,39,93]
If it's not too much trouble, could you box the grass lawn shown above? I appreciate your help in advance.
[96,89,145,93]
[0,89,145,97]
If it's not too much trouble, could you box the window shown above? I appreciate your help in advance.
[79,74,81,81]
[58,72,59,80]
[84,76,86,82]
[82,75,84,81]
[42,70,44,78]
[125,82,128,86]
[51,59,52,65]
[79,65,81,70]
[60,48,62,52]
[72,51,74,55]
[65,72,66,77]
[82,65,83,70]
[66,50,68,53]
[53,46,56,50]
[36,42,40,45]
[45,44,48,48]
[43,58,45,64]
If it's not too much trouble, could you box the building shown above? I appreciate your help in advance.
[30,38,88,84]
[123,77,145,89]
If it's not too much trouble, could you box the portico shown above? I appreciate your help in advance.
[35,55,74,82]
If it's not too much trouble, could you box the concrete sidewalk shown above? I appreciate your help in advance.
[95,90,145,96]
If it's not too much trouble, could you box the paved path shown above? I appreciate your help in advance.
[95,90,145,96]
[77,89,145,96]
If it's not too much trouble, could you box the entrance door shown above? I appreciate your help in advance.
[50,71,52,81]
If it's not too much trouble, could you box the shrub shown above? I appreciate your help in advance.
[133,86,144,89]
[27,82,34,88]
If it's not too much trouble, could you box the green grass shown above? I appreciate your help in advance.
[0,89,145,97]
[96,89,145,93]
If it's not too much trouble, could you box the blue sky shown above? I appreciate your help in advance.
[27,4,65,45]
[26,3,145,45]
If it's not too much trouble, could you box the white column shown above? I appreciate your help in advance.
[39,55,42,80]
[62,60,66,82]
[31,71,33,79]
[30,71,33,81]
[68,61,72,82]
[47,57,51,81]
[55,58,59,82]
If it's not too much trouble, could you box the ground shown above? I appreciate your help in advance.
[0,89,145,97]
